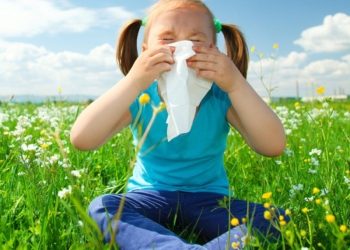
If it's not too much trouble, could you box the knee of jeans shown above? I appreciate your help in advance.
[88,194,121,218]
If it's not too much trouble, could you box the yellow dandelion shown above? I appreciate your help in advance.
[315,199,322,205]
[300,230,307,237]
[340,225,347,232]
[230,218,239,226]
[262,192,272,199]
[96,165,101,169]
[280,220,287,226]
[316,86,325,95]
[294,102,300,108]
[139,93,150,104]
[58,87,62,93]
[264,203,270,209]
[313,187,320,194]
[264,210,272,220]
[285,230,291,236]
[242,218,247,223]
[259,53,264,58]
[285,209,291,215]
[231,241,240,249]
[325,214,335,223]
[251,46,256,52]
[40,144,49,149]
[279,215,284,221]
[273,43,279,49]
[301,207,309,213]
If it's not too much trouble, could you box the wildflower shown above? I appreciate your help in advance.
[259,53,264,58]
[230,218,239,226]
[251,46,255,52]
[285,230,291,236]
[344,176,350,184]
[325,214,335,223]
[315,199,322,205]
[322,102,329,108]
[231,241,240,249]
[264,211,272,220]
[309,148,322,156]
[279,215,284,221]
[340,225,347,232]
[305,196,314,202]
[313,187,320,194]
[241,218,247,223]
[285,209,291,215]
[320,189,329,196]
[96,165,101,169]
[71,170,82,178]
[78,220,84,227]
[309,157,319,166]
[280,220,287,226]
[273,43,278,49]
[308,169,317,174]
[263,203,270,209]
[40,144,49,149]
[139,93,150,104]
[262,192,272,199]
[300,230,307,237]
[58,186,72,199]
[301,247,308,250]
[301,207,309,213]
[284,148,294,156]
[294,102,300,108]
[316,87,325,95]
[58,87,62,93]
[275,160,282,165]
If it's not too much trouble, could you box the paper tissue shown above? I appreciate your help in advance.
[158,40,213,141]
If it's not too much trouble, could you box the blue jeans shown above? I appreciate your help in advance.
[88,190,287,249]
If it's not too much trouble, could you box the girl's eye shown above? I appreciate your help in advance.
[162,38,173,40]
[190,39,201,42]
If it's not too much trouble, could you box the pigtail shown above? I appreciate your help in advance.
[221,24,249,79]
[116,19,142,76]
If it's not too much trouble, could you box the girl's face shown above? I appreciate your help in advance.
[143,8,215,51]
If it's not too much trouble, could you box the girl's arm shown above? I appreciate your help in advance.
[70,46,175,151]
[187,45,286,157]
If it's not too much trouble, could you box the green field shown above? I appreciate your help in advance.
[0,98,349,249]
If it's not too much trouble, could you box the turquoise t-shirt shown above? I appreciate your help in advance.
[128,81,232,195]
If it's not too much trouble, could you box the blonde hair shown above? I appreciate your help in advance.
[116,0,249,78]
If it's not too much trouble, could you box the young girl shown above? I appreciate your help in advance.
[70,0,287,249]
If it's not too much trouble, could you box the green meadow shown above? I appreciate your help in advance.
[0,97,349,249]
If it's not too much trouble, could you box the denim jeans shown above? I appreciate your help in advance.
[88,190,287,250]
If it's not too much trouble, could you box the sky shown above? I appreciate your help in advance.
[1,0,350,100]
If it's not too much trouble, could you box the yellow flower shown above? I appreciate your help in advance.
[58,87,62,93]
[96,165,101,169]
[285,230,291,236]
[300,230,307,237]
[313,187,320,194]
[315,199,322,205]
[40,144,49,149]
[325,214,335,223]
[230,218,239,226]
[251,46,255,52]
[294,102,300,108]
[139,93,150,104]
[262,192,272,199]
[263,203,270,209]
[264,210,272,220]
[301,207,309,213]
[40,129,46,135]
[285,209,291,215]
[259,53,264,58]
[340,225,347,232]
[280,220,287,226]
[279,215,284,221]
[231,241,240,249]
[316,87,325,95]
[273,43,279,49]
[241,218,247,223]
[346,170,350,174]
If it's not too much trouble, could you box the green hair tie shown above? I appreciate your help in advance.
[213,18,222,33]
[142,16,222,33]
[141,17,148,27]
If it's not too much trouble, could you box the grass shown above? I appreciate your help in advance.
[0,98,349,249]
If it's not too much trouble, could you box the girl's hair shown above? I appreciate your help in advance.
[116,0,249,78]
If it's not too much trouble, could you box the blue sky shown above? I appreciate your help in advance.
[1,0,349,99]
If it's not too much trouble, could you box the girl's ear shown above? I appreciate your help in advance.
[142,43,148,52]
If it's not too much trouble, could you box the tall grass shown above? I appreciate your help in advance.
[0,97,349,249]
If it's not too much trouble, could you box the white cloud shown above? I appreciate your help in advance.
[248,52,350,97]
[0,40,123,96]
[0,0,136,37]
[294,13,350,53]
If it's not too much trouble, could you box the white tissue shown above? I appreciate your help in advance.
[158,40,213,141]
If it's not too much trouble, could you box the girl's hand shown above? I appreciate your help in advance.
[187,44,244,93]
[127,45,175,91]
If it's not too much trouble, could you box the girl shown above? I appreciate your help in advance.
[70,0,287,249]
